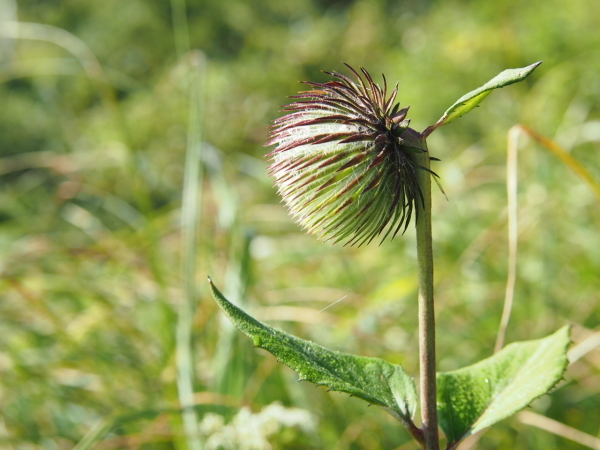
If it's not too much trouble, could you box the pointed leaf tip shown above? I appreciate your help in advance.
[433,61,543,129]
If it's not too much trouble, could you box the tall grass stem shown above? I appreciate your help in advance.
[495,126,520,352]
[176,52,207,450]
[170,0,191,58]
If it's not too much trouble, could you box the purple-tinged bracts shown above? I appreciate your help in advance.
[266,65,431,246]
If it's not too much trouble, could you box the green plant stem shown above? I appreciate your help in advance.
[408,129,439,450]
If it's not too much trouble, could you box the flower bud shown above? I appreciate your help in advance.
[266,65,432,246]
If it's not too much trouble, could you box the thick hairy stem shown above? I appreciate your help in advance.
[406,128,439,450]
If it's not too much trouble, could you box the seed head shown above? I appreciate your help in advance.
[266,65,433,246]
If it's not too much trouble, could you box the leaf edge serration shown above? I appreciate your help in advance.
[208,277,418,425]
[436,325,571,446]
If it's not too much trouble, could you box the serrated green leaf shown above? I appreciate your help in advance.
[435,62,542,127]
[208,278,418,425]
[437,326,570,446]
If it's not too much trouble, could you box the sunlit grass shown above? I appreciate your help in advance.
[1,0,599,448]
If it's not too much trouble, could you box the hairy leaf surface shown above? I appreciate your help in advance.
[209,278,418,424]
[436,62,542,127]
[437,326,570,446]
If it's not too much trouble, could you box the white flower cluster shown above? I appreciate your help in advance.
[199,402,316,450]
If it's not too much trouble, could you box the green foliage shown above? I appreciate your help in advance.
[1,0,600,448]
[437,326,571,446]
[433,62,543,129]
[209,278,418,425]
[210,277,572,449]
[211,275,572,450]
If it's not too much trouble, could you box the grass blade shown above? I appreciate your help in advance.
[177,51,207,450]
[516,125,600,200]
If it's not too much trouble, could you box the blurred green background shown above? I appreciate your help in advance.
[1,0,599,448]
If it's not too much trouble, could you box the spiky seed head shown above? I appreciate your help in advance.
[266,65,431,246]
